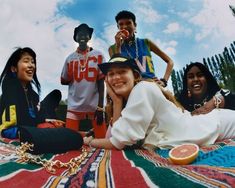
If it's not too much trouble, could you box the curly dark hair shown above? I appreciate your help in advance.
[115,10,136,25]
[178,62,220,111]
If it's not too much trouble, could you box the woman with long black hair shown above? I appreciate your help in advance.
[0,47,61,138]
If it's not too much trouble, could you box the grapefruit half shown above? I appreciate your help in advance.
[169,143,199,165]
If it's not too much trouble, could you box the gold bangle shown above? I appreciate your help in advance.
[213,96,222,109]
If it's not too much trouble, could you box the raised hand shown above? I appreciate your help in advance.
[115,29,129,47]
[105,77,123,104]
[105,77,123,123]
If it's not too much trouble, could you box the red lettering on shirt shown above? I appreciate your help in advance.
[67,55,101,82]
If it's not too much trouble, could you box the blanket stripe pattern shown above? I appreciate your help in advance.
[0,138,235,187]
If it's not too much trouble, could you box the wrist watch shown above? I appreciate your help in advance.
[160,78,168,87]
[220,89,230,97]
[215,89,230,100]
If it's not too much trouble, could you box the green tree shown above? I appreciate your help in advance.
[211,56,220,83]
[231,42,235,54]
[171,41,235,96]
[171,69,179,97]
[230,48,235,62]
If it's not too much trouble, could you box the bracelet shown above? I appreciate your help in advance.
[213,96,222,109]
[88,137,94,148]
[160,78,168,87]
[96,106,105,112]
[220,89,230,97]
[109,117,113,127]
[215,91,223,99]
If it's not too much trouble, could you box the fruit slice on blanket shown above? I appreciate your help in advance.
[169,143,199,165]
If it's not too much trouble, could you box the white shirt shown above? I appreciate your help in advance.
[110,81,221,149]
[61,49,105,113]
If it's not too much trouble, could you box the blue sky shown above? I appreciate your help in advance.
[0,0,235,100]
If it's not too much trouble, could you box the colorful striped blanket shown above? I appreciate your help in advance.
[1,137,235,188]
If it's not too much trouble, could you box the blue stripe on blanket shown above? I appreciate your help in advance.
[156,146,235,167]
[193,146,235,167]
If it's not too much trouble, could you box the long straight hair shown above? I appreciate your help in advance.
[0,47,41,94]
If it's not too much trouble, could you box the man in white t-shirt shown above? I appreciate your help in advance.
[61,23,105,136]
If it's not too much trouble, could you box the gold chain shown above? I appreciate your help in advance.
[79,47,90,72]
[124,37,139,59]
[16,142,89,175]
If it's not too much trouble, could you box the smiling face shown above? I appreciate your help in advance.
[107,65,136,100]
[11,52,35,87]
[75,29,90,50]
[187,66,208,101]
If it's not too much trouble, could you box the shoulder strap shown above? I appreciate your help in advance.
[110,44,116,55]
[143,38,151,51]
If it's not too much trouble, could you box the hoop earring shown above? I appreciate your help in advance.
[187,90,192,98]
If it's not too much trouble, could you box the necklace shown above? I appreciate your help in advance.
[123,38,146,72]
[193,97,208,110]
[24,87,36,118]
[124,38,139,59]
[78,47,90,72]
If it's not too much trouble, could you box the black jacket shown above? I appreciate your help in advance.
[0,77,39,131]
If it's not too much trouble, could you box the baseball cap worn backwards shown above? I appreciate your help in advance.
[98,54,141,75]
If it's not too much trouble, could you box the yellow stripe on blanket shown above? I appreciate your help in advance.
[97,150,111,188]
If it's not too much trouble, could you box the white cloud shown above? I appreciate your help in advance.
[163,22,180,33]
[90,36,110,61]
[164,47,176,56]
[132,0,162,23]
[190,0,235,41]
[0,0,108,100]
[177,11,191,19]
[145,32,178,56]
[183,28,193,36]
[101,24,118,48]
[168,40,178,47]
[163,22,192,36]
[0,0,78,100]
[200,43,209,50]
[157,39,178,56]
